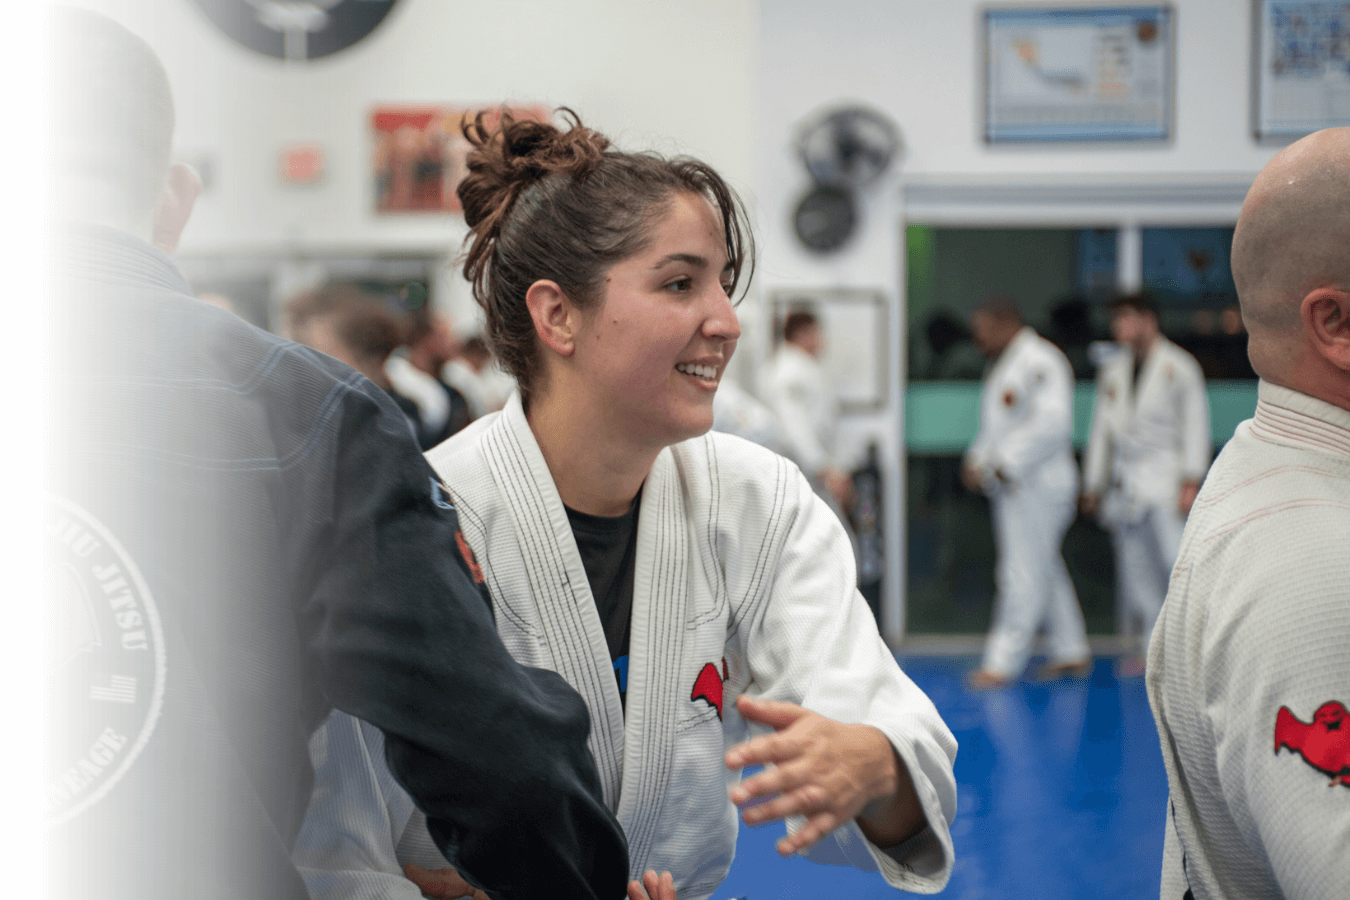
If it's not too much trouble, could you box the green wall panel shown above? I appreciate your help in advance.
[905,381,1258,454]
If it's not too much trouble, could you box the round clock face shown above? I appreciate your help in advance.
[188,0,400,61]
[793,185,856,253]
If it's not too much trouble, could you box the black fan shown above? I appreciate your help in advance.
[797,105,902,189]
[791,105,901,254]
[189,0,401,61]
[793,186,856,254]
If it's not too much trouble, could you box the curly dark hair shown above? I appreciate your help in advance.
[456,107,755,406]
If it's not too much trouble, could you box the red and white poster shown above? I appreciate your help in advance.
[371,104,551,213]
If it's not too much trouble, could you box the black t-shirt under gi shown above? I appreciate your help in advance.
[565,489,641,708]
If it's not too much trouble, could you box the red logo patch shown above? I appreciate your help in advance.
[1003,389,1017,408]
[1274,701,1350,786]
[692,658,729,719]
[455,531,484,584]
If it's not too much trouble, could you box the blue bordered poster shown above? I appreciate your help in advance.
[1254,1,1350,139]
[984,6,1173,142]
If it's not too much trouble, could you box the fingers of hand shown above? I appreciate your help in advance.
[629,870,675,900]
[775,811,846,857]
[725,729,803,771]
[729,750,817,803]
[734,695,809,729]
[738,781,831,826]
[402,863,477,899]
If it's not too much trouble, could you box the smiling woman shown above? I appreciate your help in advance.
[293,110,959,900]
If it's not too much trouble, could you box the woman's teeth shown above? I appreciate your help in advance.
[676,363,717,380]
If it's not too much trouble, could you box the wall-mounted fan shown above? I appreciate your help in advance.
[791,105,902,254]
[189,0,400,62]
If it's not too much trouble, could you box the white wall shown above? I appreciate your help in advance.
[75,0,1283,639]
[756,0,1273,639]
[77,0,759,257]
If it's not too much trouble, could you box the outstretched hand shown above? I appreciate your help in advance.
[403,862,490,900]
[627,870,676,900]
[724,695,924,857]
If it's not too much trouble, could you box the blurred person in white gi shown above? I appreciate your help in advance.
[760,309,854,512]
[712,375,793,459]
[389,308,474,442]
[1081,292,1210,677]
[444,334,515,417]
[962,297,1090,689]
[1148,127,1350,900]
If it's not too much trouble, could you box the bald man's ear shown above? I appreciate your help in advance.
[1302,287,1350,373]
[152,163,202,255]
[525,279,580,358]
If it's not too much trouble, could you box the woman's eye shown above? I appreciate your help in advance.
[666,277,693,293]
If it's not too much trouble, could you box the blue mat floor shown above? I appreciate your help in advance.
[714,656,1168,900]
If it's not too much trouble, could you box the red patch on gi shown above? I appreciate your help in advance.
[1003,389,1017,407]
[455,531,484,584]
[1274,700,1350,786]
[692,658,729,719]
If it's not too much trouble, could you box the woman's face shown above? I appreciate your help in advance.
[569,191,740,450]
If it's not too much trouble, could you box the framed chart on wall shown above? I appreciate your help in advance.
[983,5,1174,142]
[1253,0,1350,140]
[770,289,889,413]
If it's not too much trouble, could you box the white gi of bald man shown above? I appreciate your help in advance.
[1148,126,1350,900]
[966,325,1090,680]
[1082,318,1210,659]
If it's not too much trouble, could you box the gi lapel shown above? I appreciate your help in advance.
[616,448,688,869]
[1134,343,1167,425]
[479,397,626,810]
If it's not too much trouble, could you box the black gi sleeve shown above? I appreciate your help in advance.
[296,377,629,900]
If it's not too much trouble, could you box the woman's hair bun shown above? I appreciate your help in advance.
[457,107,609,231]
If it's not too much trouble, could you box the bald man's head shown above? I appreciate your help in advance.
[1232,127,1350,384]
[53,8,175,222]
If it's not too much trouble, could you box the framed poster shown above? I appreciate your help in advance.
[983,5,1173,142]
[371,105,550,214]
[1253,1,1350,140]
[770,289,889,413]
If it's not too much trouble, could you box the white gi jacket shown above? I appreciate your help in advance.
[964,327,1078,499]
[1082,338,1210,523]
[1147,381,1350,900]
[294,395,958,900]
[759,341,838,475]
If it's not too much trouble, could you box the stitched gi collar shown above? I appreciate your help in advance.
[1251,379,1350,461]
[55,221,193,297]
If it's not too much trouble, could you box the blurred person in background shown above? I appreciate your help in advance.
[962,297,1090,690]
[920,310,985,381]
[712,374,793,459]
[1081,292,1210,677]
[760,308,854,513]
[1148,126,1350,900]
[47,9,628,899]
[445,333,514,416]
[288,283,421,444]
[390,307,473,443]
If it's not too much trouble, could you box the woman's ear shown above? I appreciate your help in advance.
[526,280,580,357]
